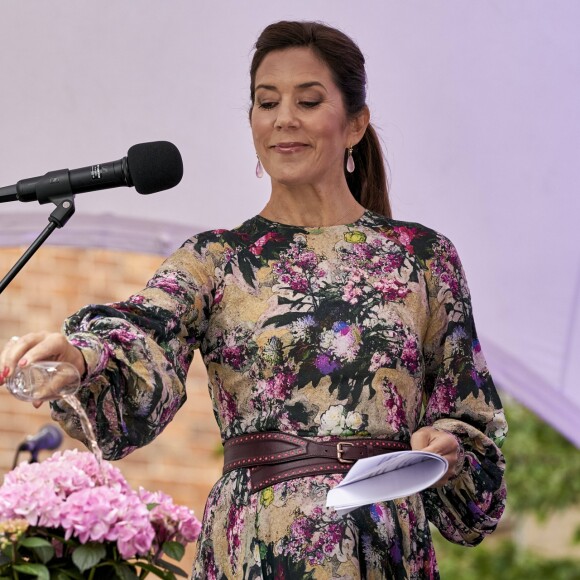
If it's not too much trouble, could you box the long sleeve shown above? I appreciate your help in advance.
[50,237,217,460]
[419,233,507,546]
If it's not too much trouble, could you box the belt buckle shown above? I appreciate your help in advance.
[336,442,355,464]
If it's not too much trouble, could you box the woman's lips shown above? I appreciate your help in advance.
[271,143,309,153]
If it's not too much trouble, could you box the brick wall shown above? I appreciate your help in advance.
[0,245,223,574]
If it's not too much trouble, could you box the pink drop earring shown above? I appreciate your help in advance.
[346,147,355,173]
[256,155,264,178]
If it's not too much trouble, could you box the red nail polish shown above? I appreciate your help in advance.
[2,366,8,376]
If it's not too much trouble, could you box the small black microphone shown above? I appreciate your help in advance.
[0,141,183,204]
[18,425,63,455]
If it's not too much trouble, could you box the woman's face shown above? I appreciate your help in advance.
[251,47,360,190]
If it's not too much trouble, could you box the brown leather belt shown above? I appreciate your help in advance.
[223,432,411,493]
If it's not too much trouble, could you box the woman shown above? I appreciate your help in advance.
[0,21,506,579]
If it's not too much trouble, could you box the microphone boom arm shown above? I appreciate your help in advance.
[0,194,76,295]
[0,140,183,294]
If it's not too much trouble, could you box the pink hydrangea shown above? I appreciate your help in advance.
[0,478,61,527]
[62,486,153,558]
[138,488,202,546]
[0,449,200,559]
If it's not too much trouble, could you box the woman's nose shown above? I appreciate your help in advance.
[274,102,299,129]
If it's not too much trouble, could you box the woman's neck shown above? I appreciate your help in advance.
[260,183,364,227]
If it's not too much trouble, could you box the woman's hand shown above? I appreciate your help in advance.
[411,426,464,486]
[0,332,86,406]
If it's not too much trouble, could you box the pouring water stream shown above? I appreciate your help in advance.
[5,361,106,478]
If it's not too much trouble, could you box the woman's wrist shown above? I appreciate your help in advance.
[439,429,466,481]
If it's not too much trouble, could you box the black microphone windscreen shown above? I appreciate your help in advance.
[127,141,183,195]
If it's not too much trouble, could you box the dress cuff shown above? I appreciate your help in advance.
[67,333,108,384]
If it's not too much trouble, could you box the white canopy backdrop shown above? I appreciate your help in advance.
[0,1,578,444]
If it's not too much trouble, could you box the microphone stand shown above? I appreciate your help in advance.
[0,194,76,295]
[12,446,39,469]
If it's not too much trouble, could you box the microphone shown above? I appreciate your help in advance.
[18,424,63,454]
[0,141,183,204]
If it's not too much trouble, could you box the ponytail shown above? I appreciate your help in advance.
[346,124,391,218]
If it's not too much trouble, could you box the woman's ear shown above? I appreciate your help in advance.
[349,105,370,145]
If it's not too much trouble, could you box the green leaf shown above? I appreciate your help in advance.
[13,563,50,580]
[31,545,55,565]
[113,562,140,580]
[19,537,55,564]
[50,566,85,580]
[162,541,185,562]
[155,558,189,577]
[135,561,173,579]
[51,571,80,580]
[19,538,53,549]
[146,502,160,511]
[71,543,107,572]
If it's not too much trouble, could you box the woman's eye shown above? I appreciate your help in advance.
[258,102,277,110]
[300,101,321,108]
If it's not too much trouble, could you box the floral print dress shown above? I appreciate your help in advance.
[52,210,507,579]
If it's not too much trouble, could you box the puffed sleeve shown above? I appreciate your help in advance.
[50,236,218,460]
[419,232,507,546]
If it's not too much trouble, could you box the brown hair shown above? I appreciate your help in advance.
[250,21,391,218]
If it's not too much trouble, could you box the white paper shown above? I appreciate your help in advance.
[326,451,448,516]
